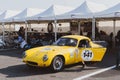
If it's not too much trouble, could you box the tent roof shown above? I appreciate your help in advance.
[0,10,20,21]
[93,2,120,18]
[64,1,107,15]
[99,3,120,14]
[27,5,73,20]
[14,8,43,19]
[5,8,44,22]
[55,1,107,20]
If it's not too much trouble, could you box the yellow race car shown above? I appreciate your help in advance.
[23,35,106,71]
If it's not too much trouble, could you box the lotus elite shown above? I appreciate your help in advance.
[23,35,106,71]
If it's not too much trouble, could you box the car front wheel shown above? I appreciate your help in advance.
[50,56,64,72]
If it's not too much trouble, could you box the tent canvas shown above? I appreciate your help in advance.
[92,2,120,46]
[0,10,20,22]
[5,8,44,23]
[56,1,107,20]
[27,5,73,21]
[94,2,120,18]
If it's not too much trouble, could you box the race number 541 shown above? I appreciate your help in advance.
[81,50,93,61]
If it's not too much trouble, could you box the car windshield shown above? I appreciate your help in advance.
[53,38,77,47]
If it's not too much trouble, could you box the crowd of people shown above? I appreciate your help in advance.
[1,25,119,50]
[14,26,56,49]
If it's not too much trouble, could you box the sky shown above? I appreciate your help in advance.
[0,0,120,12]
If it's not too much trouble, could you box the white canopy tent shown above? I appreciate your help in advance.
[27,5,73,21]
[3,8,44,41]
[93,2,120,46]
[94,2,120,18]
[55,1,107,40]
[0,1,119,48]
[26,2,107,41]
[27,5,73,41]
[0,10,20,22]
[0,10,20,41]
[56,1,107,20]
[72,2,120,20]
[5,8,44,23]
[73,2,120,44]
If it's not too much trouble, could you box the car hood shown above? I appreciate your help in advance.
[26,45,76,56]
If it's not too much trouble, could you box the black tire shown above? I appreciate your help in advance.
[50,56,64,72]
[47,22,53,33]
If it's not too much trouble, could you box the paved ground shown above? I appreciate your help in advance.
[0,48,119,80]
[83,68,120,80]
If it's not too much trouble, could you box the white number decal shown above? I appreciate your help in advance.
[81,50,93,61]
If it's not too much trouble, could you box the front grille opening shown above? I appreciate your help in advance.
[27,61,38,66]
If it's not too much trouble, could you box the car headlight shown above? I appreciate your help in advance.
[22,51,26,58]
[43,55,48,62]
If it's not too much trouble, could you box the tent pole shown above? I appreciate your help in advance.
[9,24,11,32]
[2,22,5,42]
[92,16,95,41]
[13,23,15,31]
[54,19,57,41]
[54,13,57,41]
[113,19,116,47]
[29,23,31,31]
[78,20,81,35]
[25,21,28,41]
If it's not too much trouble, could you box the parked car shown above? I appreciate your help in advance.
[23,35,107,71]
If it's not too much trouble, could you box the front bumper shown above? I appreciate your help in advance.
[23,57,52,67]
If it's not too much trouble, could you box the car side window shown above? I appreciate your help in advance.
[66,39,77,46]
[78,39,90,48]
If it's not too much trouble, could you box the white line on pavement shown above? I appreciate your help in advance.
[73,65,116,80]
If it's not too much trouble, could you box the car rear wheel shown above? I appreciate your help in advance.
[50,56,64,72]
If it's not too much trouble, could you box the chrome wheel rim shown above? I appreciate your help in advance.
[53,57,63,70]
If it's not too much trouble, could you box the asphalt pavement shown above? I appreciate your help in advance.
[0,47,120,80]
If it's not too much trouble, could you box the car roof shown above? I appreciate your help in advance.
[62,35,91,41]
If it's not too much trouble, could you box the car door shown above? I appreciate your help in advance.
[78,39,94,62]
[78,39,105,62]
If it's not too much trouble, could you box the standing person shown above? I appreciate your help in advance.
[18,26,25,39]
[17,26,27,49]
[109,32,113,47]
[115,30,120,46]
